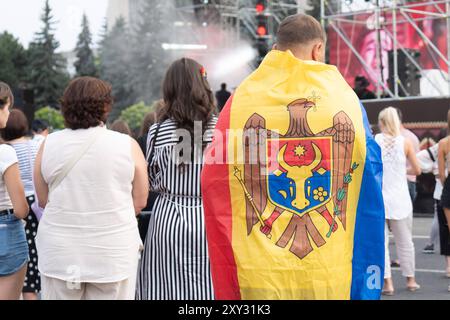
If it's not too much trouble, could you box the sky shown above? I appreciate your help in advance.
[0,0,108,52]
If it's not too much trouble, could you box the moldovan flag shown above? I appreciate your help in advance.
[201,50,385,300]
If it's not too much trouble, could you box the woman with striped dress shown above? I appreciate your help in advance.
[136,58,218,300]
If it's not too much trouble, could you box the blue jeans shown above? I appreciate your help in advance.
[407,180,417,203]
[0,213,29,276]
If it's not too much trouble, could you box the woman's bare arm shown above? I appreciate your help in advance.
[4,163,29,219]
[131,139,149,215]
[438,139,448,185]
[33,142,49,208]
[405,139,422,176]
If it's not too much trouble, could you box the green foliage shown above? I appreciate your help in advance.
[119,102,153,132]
[74,14,98,77]
[0,32,29,89]
[28,0,69,108]
[34,106,65,131]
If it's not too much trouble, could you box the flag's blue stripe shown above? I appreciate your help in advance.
[350,104,385,300]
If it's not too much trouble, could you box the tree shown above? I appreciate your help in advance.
[74,14,98,77]
[34,106,65,131]
[130,0,173,105]
[99,17,135,122]
[28,0,69,109]
[0,32,29,89]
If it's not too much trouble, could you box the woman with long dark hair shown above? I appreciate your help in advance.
[0,109,41,300]
[0,82,29,300]
[136,58,217,300]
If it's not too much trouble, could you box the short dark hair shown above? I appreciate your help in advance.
[447,109,450,137]
[0,82,14,110]
[61,77,113,130]
[110,120,132,136]
[355,76,370,88]
[0,109,29,141]
[31,119,49,133]
[221,83,227,90]
[139,111,157,137]
[276,14,326,50]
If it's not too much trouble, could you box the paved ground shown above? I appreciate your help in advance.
[382,217,450,300]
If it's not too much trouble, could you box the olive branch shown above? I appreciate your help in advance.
[326,162,359,238]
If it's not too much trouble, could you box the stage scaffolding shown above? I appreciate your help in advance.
[173,0,302,49]
[321,0,450,100]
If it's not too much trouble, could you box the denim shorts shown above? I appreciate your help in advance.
[0,213,29,276]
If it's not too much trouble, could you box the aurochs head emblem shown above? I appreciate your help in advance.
[275,142,324,212]
[234,98,359,260]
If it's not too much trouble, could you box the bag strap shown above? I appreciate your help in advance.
[426,147,436,163]
[49,128,105,194]
[147,122,162,164]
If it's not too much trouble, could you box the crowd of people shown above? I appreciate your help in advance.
[0,13,449,300]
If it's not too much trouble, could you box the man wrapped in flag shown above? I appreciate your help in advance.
[201,14,385,300]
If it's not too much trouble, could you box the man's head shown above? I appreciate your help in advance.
[221,83,227,90]
[275,14,326,62]
[31,119,49,136]
[354,76,370,89]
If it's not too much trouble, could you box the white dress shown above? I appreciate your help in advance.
[36,126,142,283]
[375,133,413,220]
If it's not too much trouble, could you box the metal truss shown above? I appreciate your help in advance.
[322,0,450,100]
[173,0,303,48]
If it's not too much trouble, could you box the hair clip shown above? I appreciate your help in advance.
[200,67,207,79]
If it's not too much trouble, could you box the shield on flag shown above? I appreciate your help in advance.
[266,137,333,216]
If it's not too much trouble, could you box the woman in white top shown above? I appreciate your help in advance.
[0,82,30,300]
[34,77,148,300]
[376,107,421,295]
[1,109,41,300]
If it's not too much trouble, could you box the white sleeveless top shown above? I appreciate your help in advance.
[36,126,142,283]
[375,133,413,220]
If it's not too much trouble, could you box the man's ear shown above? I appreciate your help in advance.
[272,43,278,50]
[312,42,324,62]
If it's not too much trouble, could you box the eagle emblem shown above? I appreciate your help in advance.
[234,98,358,259]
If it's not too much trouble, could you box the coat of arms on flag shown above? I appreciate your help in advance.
[234,98,359,259]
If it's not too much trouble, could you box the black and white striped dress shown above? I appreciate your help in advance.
[136,118,217,300]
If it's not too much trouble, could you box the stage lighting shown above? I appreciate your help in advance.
[256,1,267,14]
[162,43,208,51]
[256,14,268,38]
[257,25,268,37]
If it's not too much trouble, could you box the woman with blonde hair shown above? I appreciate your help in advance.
[376,107,422,295]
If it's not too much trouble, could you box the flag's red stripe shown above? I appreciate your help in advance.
[202,96,241,300]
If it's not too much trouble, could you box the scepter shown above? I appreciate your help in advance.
[234,166,272,240]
